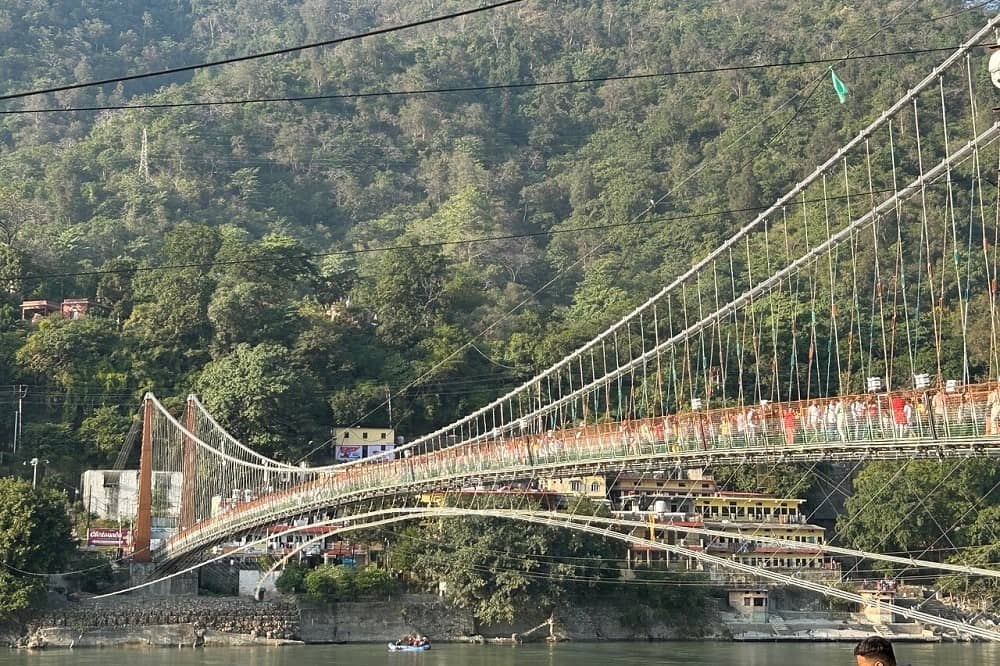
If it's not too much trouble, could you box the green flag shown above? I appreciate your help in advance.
[830,68,848,104]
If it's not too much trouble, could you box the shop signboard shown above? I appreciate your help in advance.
[335,445,364,462]
[87,527,130,548]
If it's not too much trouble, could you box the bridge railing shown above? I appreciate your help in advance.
[158,380,1000,562]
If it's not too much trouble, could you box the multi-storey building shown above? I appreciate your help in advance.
[546,470,839,580]
[539,474,607,500]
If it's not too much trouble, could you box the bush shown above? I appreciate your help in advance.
[304,564,357,601]
[355,565,396,597]
[275,562,307,594]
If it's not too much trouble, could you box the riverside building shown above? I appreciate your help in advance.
[547,471,839,580]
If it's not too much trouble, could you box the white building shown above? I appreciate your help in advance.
[81,469,183,530]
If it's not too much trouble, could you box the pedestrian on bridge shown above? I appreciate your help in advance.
[890,394,907,438]
[782,407,797,446]
[807,401,822,441]
[986,383,1000,435]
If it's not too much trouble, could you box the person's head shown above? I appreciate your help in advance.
[853,636,896,666]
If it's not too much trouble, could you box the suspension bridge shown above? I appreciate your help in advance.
[102,13,1000,641]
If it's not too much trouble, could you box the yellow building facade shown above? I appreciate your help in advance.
[693,495,805,522]
[540,475,607,499]
[333,426,394,444]
[332,426,395,461]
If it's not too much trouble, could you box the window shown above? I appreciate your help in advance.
[343,432,350,439]
[362,432,369,440]
[743,597,751,607]
[590,482,600,493]
[381,433,387,439]
[570,480,582,492]
[754,597,766,607]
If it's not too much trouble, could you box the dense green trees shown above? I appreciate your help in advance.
[195,343,327,458]
[0,477,75,621]
[838,459,1000,600]
[386,498,624,623]
[16,316,127,393]
[0,2,997,611]
[838,459,1000,566]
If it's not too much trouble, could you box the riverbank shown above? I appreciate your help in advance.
[3,640,1000,666]
[6,594,983,649]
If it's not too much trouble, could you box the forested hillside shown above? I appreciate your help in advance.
[0,0,993,475]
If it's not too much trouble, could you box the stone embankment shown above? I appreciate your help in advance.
[19,592,978,648]
[12,594,721,648]
[14,597,299,649]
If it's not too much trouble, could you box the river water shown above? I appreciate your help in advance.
[2,643,998,666]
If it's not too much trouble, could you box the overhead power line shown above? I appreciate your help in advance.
[0,0,528,103]
[0,45,978,116]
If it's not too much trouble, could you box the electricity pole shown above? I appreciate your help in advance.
[139,128,149,181]
[12,385,27,455]
[385,385,393,427]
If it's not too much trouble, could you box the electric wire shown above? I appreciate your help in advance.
[0,46,975,116]
[0,0,530,103]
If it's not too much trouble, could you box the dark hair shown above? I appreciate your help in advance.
[853,636,896,665]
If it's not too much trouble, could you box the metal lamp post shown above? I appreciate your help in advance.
[23,457,49,489]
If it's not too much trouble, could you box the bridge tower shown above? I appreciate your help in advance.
[133,393,154,563]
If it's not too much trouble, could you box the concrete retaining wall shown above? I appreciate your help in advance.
[298,595,473,643]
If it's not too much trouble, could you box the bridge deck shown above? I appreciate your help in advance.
[159,411,1000,564]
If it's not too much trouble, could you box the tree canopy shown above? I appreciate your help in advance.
[0,477,75,621]
[0,1,997,608]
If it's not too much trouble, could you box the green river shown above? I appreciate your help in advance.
[2,643,998,666]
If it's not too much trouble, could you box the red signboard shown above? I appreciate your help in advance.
[335,445,364,462]
[87,527,131,547]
